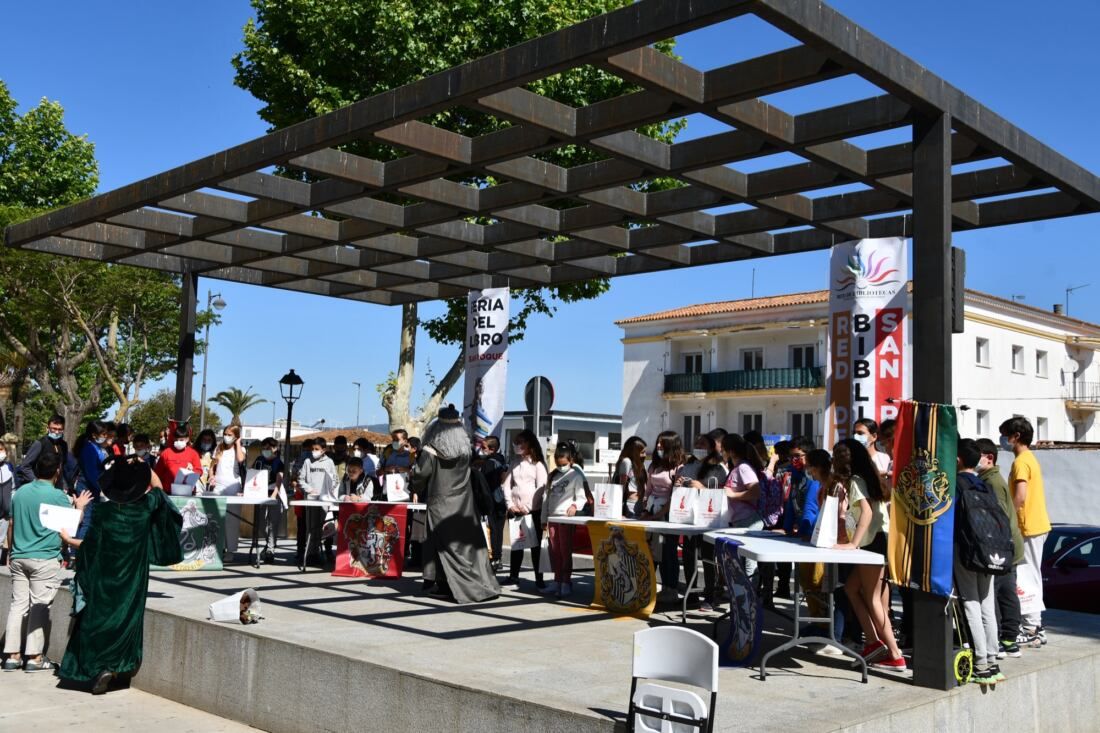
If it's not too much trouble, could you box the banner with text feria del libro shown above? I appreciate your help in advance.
[463,287,510,440]
[825,237,910,445]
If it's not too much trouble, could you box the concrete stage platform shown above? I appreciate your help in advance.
[3,551,1099,733]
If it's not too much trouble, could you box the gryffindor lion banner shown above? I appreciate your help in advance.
[889,400,957,598]
[334,502,408,578]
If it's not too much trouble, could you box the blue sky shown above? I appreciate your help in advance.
[3,1,1099,429]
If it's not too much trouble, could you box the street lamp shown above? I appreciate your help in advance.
[278,369,304,467]
[198,290,227,433]
[352,381,361,427]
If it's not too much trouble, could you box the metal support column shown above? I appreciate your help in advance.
[174,273,198,423]
[911,111,956,691]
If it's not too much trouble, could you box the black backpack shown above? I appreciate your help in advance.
[955,473,1014,576]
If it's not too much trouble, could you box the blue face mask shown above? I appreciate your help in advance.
[94,436,107,446]
[999,435,1013,452]
[48,431,63,441]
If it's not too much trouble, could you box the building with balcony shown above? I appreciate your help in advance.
[618,288,1100,448]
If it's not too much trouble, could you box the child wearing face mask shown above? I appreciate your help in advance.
[297,437,338,567]
[210,426,246,497]
[539,441,591,598]
[252,437,285,563]
[853,419,891,480]
[502,430,548,587]
[131,434,156,471]
[153,427,202,494]
[352,438,381,498]
[73,420,113,540]
[194,429,218,491]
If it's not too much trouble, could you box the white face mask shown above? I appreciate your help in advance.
[853,433,870,447]
[312,450,324,460]
[262,449,274,460]
[173,440,187,451]
[352,449,363,458]
[655,448,665,460]
[94,436,107,445]
[391,441,402,451]
[223,435,235,445]
[692,449,708,461]
[557,462,571,473]
[0,451,6,463]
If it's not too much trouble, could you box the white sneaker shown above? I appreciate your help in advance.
[818,644,847,657]
[540,581,560,595]
[559,582,573,597]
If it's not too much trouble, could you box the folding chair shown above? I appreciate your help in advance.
[627,626,719,733]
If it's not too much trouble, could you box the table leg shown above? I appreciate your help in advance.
[249,506,262,568]
[758,562,867,683]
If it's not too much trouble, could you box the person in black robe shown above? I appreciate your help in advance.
[409,406,500,604]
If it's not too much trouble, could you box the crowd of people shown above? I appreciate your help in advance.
[0,406,1051,690]
[583,414,1051,683]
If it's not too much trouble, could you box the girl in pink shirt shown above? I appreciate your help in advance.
[502,430,548,588]
[644,431,685,603]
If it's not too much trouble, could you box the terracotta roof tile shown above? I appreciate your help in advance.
[615,289,829,325]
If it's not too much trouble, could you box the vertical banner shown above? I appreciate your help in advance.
[825,237,910,445]
[152,496,226,571]
[463,287,510,440]
[589,521,656,618]
[334,502,408,578]
[889,400,957,598]
[715,537,763,667]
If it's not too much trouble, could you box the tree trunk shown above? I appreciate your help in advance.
[384,303,418,432]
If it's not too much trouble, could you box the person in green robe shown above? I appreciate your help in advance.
[59,455,182,694]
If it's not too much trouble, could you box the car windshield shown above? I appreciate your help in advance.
[1045,529,1089,560]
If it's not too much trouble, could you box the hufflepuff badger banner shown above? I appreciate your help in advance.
[889,401,957,597]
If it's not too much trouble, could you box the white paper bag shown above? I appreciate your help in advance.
[668,486,695,524]
[384,473,410,502]
[1017,564,1046,617]
[508,513,536,550]
[812,493,839,548]
[592,482,623,520]
[693,486,727,529]
[538,536,553,575]
[174,468,200,487]
[243,469,269,499]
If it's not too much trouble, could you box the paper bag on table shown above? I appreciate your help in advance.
[693,480,728,529]
[811,493,840,548]
[591,483,623,520]
[243,469,269,499]
[668,485,695,524]
[384,473,410,502]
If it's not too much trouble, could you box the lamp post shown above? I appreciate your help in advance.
[352,381,361,427]
[278,369,304,467]
[198,290,227,433]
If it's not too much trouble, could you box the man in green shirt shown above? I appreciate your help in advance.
[3,450,89,672]
[975,438,1025,657]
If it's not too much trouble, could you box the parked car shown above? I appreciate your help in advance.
[1042,524,1100,614]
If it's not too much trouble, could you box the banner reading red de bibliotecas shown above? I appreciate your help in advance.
[333,502,408,579]
[462,287,509,441]
[825,237,910,445]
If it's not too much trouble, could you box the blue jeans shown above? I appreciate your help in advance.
[75,500,95,540]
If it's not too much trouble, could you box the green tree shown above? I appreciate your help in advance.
[129,388,222,441]
[0,81,213,442]
[209,386,268,426]
[232,0,685,433]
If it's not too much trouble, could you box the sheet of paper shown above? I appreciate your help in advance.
[175,468,200,486]
[39,504,81,536]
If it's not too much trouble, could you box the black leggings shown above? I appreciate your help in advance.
[509,517,543,581]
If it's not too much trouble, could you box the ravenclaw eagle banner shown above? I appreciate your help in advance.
[888,400,957,598]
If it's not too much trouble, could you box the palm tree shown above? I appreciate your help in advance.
[209,386,267,426]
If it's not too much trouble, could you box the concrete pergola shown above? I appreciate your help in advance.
[6,0,1099,689]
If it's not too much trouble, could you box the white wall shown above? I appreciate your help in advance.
[623,340,666,441]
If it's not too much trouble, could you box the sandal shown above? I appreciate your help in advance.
[23,657,59,672]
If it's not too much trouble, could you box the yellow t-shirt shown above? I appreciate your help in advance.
[845,476,889,548]
[1009,450,1051,537]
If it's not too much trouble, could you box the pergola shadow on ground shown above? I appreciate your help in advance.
[6,0,1100,690]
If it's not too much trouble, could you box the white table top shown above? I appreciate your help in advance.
[190,493,277,505]
[704,530,884,566]
[548,516,714,536]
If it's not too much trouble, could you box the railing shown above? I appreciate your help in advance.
[664,367,825,394]
[1066,382,1100,405]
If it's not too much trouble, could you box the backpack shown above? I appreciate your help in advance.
[756,468,785,528]
[955,473,1014,576]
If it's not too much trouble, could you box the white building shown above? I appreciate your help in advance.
[618,288,1100,447]
[239,418,315,446]
[499,409,622,478]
